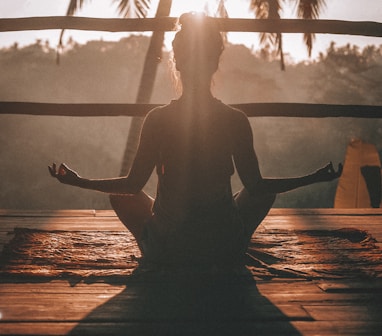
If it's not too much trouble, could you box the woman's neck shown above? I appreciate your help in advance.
[180,82,214,102]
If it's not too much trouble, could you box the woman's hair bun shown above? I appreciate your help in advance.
[172,12,224,71]
[177,12,219,35]
[179,12,207,28]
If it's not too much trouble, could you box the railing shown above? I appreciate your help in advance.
[1,102,381,118]
[1,17,381,36]
[0,17,381,118]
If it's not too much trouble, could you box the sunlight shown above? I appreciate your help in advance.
[170,0,210,17]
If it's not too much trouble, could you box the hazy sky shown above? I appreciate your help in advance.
[0,0,381,61]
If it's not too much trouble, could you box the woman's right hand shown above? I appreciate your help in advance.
[48,163,80,186]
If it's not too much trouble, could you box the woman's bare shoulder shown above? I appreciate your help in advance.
[214,99,249,124]
[145,100,178,120]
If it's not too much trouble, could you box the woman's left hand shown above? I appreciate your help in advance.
[314,162,343,182]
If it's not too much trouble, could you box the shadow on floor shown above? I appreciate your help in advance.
[68,271,303,336]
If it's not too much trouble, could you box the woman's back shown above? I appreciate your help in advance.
[143,98,247,266]
[152,98,244,217]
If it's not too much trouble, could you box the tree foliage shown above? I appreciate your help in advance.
[0,37,381,209]
[249,0,326,70]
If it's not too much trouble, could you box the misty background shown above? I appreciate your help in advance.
[1,35,381,209]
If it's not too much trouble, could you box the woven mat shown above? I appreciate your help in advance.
[1,228,381,280]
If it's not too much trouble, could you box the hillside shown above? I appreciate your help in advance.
[1,36,381,209]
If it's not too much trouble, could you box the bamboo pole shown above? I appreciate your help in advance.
[0,17,381,37]
[1,102,381,118]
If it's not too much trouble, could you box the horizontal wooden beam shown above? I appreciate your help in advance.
[1,102,381,118]
[0,17,381,37]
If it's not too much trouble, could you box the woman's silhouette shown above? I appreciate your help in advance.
[49,12,342,269]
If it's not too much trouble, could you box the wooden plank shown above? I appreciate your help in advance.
[303,305,381,321]
[257,281,325,294]
[268,208,382,216]
[2,318,382,335]
[3,281,380,302]
[0,289,311,322]
[0,281,125,293]
[317,280,382,293]
[0,304,311,323]
[0,209,96,217]
[292,321,382,336]
[262,217,382,226]
[261,215,382,226]
[0,224,125,232]
[263,293,382,304]
[6,208,378,218]
[1,17,381,37]
[2,320,382,336]
[4,291,382,306]
[1,101,382,118]
[0,217,126,230]
[0,216,119,223]
[95,210,119,217]
[0,323,76,336]
[0,321,315,336]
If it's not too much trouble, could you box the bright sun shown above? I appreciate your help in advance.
[170,0,214,17]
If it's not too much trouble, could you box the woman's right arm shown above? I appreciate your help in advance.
[49,110,160,195]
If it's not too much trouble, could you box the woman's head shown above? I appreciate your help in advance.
[172,12,224,80]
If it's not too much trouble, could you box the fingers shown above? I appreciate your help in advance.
[329,162,343,179]
[59,164,67,176]
[336,163,343,177]
[48,163,57,177]
[320,162,342,181]
[48,163,68,178]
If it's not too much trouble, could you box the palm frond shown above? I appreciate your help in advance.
[250,0,285,70]
[296,0,326,56]
[250,0,268,19]
[275,33,285,70]
[66,0,88,16]
[57,0,89,64]
[216,0,228,18]
[296,0,325,19]
[216,0,229,43]
[115,0,151,18]
[60,0,89,45]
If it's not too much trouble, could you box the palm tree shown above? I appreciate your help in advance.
[249,0,326,70]
[119,0,172,175]
[59,0,172,177]
[57,0,152,64]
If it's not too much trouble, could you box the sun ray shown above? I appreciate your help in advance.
[170,0,212,16]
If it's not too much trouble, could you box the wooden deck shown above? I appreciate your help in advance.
[1,208,382,335]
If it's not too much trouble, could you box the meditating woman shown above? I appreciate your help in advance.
[49,12,342,269]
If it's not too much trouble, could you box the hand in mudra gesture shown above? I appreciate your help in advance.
[48,163,80,186]
[314,162,343,182]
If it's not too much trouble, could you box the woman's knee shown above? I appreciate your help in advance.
[109,191,154,241]
[234,188,275,211]
[235,188,275,237]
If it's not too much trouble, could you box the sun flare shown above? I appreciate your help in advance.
[170,0,212,17]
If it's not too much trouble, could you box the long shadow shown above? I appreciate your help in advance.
[68,271,303,336]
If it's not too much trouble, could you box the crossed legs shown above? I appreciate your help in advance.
[234,188,276,246]
[110,188,275,254]
[109,191,154,250]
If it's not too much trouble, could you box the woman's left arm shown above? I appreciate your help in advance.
[257,162,343,195]
[232,111,342,197]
